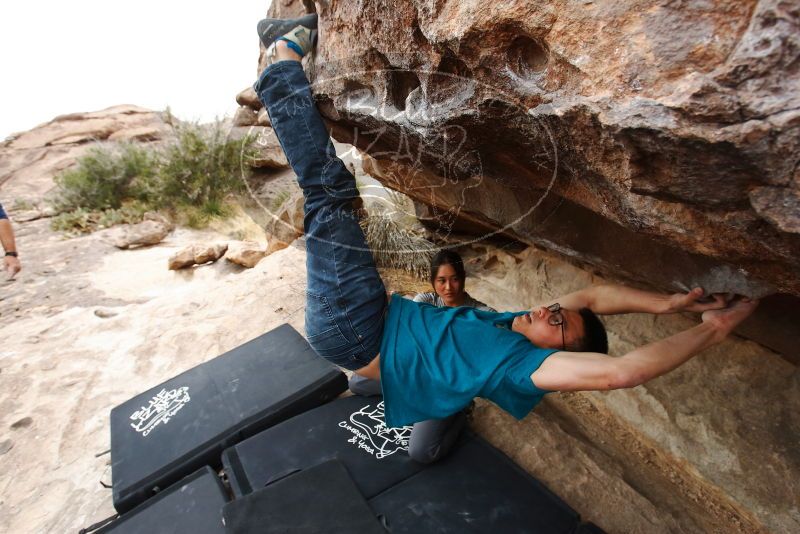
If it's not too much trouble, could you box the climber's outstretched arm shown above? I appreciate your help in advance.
[530,298,758,392]
[542,284,729,316]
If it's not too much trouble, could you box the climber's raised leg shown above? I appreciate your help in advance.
[253,15,386,372]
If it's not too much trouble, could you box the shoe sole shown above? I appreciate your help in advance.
[257,14,318,50]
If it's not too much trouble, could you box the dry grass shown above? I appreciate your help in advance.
[378,267,432,296]
[360,214,435,279]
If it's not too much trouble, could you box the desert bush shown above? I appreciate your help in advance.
[50,120,257,233]
[96,201,150,228]
[50,201,150,235]
[52,143,158,213]
[174,201,235,229]
[50,207,96,234]
[155,122,257,214]
[12,199,34,211]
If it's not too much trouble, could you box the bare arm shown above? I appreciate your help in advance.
[0,218,16,253]
[531,298,757,392]
[0,218,21,279]
[545,284,727,316]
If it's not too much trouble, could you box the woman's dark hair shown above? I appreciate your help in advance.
[429,250,466,286]
[574,308,609,354]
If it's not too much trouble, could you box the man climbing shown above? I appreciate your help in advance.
[252,14,758,430]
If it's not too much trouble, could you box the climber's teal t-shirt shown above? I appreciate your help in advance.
[379,294,557,428]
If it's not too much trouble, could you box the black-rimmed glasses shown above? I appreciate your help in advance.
[547,303,566,351]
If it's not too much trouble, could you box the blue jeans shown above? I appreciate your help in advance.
[254,60,386,371]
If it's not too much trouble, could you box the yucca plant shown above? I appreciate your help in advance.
[359,188,435,279]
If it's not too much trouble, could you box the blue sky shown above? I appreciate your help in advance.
[0,1,272,138]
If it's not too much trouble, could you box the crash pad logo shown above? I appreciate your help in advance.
[339,401,413,459]
[129,387,191,437]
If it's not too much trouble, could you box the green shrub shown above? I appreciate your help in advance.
[174,200,235,229]
[52,143,158,213]
[50,201,150,235]
[51,207,96,234]
[96,201,150,228]
[174,205,212,229]
[12,199,34,211]
[155,122,257,212]
[50,120,257,234]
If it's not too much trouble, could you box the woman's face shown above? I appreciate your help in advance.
[433,263,464,306]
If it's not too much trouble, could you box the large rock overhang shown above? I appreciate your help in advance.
[298,0,800,361]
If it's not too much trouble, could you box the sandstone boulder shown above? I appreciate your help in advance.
[107,126,165,143]
[256,108,271,127]
[111,219,171,249]
[305,0,800,302]
[229,126,288,169]
[168,242,229,270]
[264,190,305,253]
[167,246,196,270]
[233,106,258,127]
[224,241,266,268]
[236,86,262,111]
[194,242,228,264]
[142,211,174,231]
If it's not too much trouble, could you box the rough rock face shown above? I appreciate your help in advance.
[276,0,800,358]
[257,108,272,127]
[3,105,169,150]
[464,245,799,534]
[309,0,800,292]
[236,86,262,110]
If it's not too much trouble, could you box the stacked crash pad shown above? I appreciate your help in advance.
[92,323,604,533]
[109,324,347,513]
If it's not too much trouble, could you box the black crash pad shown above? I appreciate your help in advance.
[110,323,347,513]
[222,395,430,499]
[575,523,607,533]
[368,436,580,533]
[97,466,227,534]
[222,460,387,534]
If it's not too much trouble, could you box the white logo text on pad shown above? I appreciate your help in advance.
[129,387,191,437]
[339,401,413,459]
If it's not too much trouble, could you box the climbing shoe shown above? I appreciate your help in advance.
[257,14,318,57]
